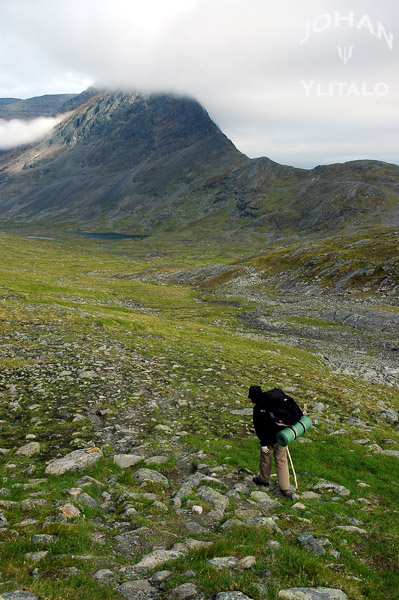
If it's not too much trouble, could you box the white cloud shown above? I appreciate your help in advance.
[0,115,64,150]
[0,0,398,166]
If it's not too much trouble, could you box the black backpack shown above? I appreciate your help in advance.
[264,388,303,426]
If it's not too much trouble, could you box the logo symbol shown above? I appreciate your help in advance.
[337,46,354,66]
[299,12,394,97]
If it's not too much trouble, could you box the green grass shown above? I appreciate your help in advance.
[0,230,399,599]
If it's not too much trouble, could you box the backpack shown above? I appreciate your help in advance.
[264,388,303,426]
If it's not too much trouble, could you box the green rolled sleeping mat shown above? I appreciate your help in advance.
[276,415,312,447]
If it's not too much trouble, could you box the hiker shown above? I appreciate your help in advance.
[248,385,302,497]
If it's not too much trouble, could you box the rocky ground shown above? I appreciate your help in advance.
[160,263,399,388]
[0,234,399,600]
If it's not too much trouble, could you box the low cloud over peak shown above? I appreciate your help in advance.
[0,115,65,150]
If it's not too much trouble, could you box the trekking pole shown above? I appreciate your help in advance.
[286,447,298,491]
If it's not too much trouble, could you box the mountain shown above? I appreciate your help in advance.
[0,88,398,236]
[0,94,77,120]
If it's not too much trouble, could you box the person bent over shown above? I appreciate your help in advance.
[248,385,290,496]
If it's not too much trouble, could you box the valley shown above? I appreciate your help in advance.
[0,230,398,600]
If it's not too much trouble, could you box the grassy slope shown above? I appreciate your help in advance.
[0,232,398,599]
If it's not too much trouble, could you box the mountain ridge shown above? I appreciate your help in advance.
[0,93,76,120]
[0,88,398,237]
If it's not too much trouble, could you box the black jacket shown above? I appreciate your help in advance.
[253,400,281,446]
[249,386,302,446]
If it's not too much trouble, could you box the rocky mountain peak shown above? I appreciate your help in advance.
[50,90,232,162]
[0,87,398,235]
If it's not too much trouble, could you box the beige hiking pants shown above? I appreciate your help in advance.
[259,443,290,491]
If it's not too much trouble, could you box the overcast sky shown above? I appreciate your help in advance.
[0,0,398,168]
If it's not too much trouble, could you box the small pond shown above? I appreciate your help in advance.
[69,232,149,240]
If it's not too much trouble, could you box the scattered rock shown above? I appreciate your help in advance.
[379,409,398,423]
[91,568,116,583]
[169,583,199,599]
[15,442,40,457]
[114,530,144,557]
[0,592,40,600]
[250,491,272,502]
[149,570,172,588]
[236,556,256,570]
[45,448,102,475]
[198,486,228,515]
[135,548,184,570]
[379,449,399,458]
[25,551,49,562]
[117,579,161,599]
[114,454,143,468]
[312,402,326,413]
[155,424,172,433]
[134,469,169,486]
[335,526,367,535]
[297,534,326,556]
[278,588,348,599]
[207,556,239,569]
[313,481,350,496]
[245,516,282,532]
[153,501,168,511]
[60,504,81,518]
[32,534,56,545]
[0,510,9,527]
[215,593,254,600]
[146,455,169,465]
[292,502,306,510]
[301,492,321,500]
[77,492,98,508]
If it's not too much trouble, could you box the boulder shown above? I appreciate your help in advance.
[135,548,184,570]
[45,448,102,475]
[15,442,40,457]
[113,454,143,468]
[134,468,169,486]
[60,504,81,518]
[198,486,228,513]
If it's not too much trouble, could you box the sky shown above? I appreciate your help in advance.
[0,0,398,168]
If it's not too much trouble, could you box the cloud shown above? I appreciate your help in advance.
[0,115,65,150]
[0,0,398,166]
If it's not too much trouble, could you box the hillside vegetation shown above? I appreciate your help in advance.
[0,231,398,600]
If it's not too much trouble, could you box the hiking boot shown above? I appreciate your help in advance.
[280,489,289,497]
[252,477,270,488]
